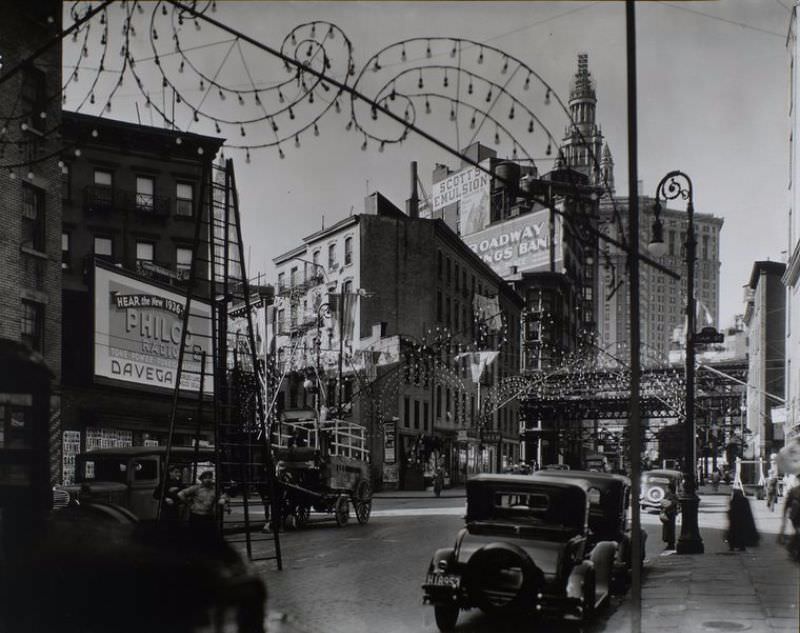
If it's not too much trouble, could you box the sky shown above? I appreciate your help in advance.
[61,1,793,327]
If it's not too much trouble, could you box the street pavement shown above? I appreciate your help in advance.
[599,485,799,633]
[243,484,799,633]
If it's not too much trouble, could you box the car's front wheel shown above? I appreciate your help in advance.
[434,604,459,632]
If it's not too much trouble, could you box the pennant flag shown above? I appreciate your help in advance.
[456,350,500,383]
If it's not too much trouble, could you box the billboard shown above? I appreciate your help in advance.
[432,160,491,235]
[465,208,562,277]
[94,263,214,394]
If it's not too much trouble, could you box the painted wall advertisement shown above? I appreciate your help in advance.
[431,160,491,236]
[465,208,562,277]
[94,263,214,394]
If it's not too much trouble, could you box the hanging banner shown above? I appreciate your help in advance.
[94,263,214,394]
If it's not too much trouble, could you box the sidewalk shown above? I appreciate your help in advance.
[371,485,466,499]
[603,493,799,633]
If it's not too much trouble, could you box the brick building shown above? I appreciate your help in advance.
[58,112,222,484]
[271,191,523,489]
[0,2,63,484]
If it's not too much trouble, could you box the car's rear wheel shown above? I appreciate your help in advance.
[467,543,544,614]
[434,604,459,632]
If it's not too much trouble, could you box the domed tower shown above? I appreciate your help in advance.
[560,53,608,188]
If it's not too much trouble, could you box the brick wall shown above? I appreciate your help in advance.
[0,3,63,483]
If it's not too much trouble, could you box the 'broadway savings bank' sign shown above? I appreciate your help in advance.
[466,208,563,276]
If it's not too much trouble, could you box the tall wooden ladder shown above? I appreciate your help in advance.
[160,158,282,569]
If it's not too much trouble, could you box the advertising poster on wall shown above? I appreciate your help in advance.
[432,159,491,235]
[465,207,562,277]
[94,263,214,394]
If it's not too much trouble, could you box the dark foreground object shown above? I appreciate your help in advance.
[3,506,266,633]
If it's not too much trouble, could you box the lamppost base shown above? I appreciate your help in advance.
[675,493,704,554]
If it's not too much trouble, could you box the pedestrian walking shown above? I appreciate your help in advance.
[153,464,185,521]
[726,488,760,551]
[778,483,800,562]
[766,475,779,512]
[178,470,230,525]
[660,480,679,550]
[711,469,721,492]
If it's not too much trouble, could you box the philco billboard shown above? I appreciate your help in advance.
[432,160,492,235]
[94,263,214,394]
[465,208,562,276]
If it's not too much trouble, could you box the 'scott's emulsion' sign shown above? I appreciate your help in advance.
[94,263,214,394]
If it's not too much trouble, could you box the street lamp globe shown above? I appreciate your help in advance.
[648,212,667,257]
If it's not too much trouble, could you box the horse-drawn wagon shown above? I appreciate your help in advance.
[273,418,372,529]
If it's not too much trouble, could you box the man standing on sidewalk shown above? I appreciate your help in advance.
[178,471,230,524]
[778,483,800,561]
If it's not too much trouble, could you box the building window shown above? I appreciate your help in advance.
[436,385,442,418]
[454,264,460,291]
[20,300,44,352]
[277,272,285,292]
[136,241,154,264]
[136,176,155,211]
[446,257,451,284]
[414,400,420,430]
[423,401,429,432]
[312,250,320,273]
[328,243,337,270]
[290,266,299,288]
[175,182,194,216]
[61,232,70,270]
[176,247,192,276]
[93,236,113,258]
[436,291,442,322]
[61,163,71,201]
[343,279,353,295]
[94,169,112,188]
[22,67,46,132]
[404,397,410,428]
[344,236,353,266]
[21,183,45,252]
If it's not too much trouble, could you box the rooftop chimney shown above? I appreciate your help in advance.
[406,161,419,218]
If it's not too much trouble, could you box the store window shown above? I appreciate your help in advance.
[21,183,45,251]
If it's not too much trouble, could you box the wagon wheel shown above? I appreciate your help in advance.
[334,494,350,527]
[297,503,311,527]
[353,479,372,525]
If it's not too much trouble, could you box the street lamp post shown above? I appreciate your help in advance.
[649,170,704,554]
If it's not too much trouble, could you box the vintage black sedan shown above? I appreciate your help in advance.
[532,469,646,591]
[422,474,617,632]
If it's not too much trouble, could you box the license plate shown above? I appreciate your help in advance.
[425,573,460,589]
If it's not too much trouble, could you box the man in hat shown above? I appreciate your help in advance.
[178,470,230,523]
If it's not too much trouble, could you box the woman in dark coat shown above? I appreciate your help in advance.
[727,488,760,551]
